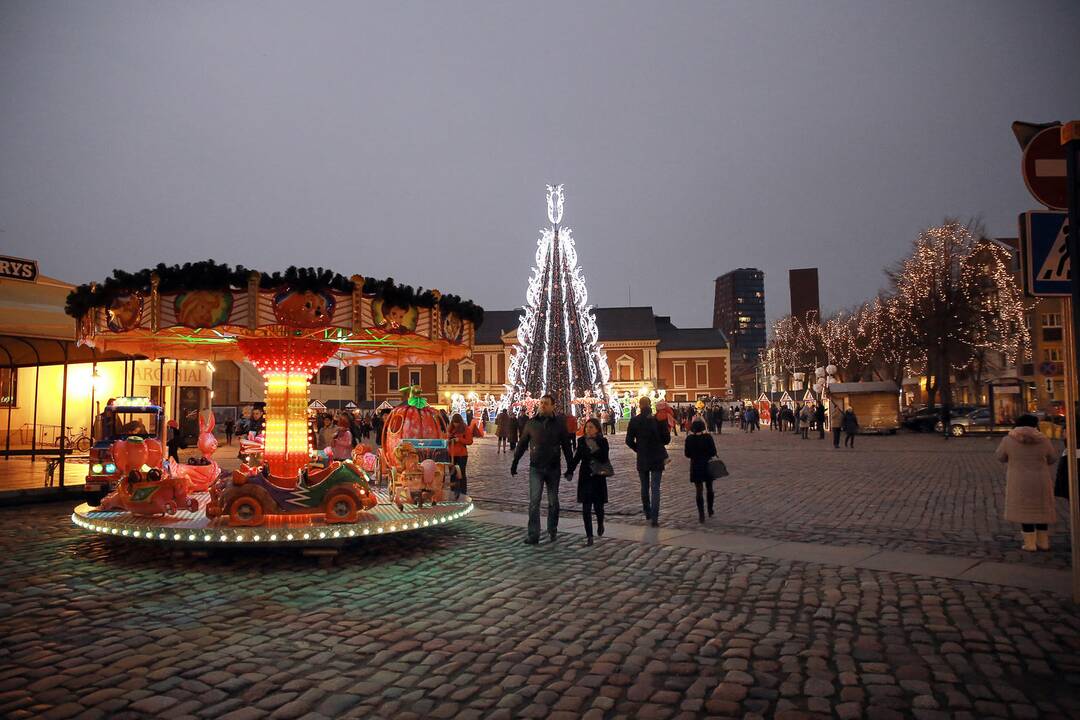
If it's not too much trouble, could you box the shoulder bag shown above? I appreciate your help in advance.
[707,458,729,479]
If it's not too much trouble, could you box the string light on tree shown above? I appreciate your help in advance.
[505,185,614,416]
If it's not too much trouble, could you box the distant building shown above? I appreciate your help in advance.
[369,307,732,407]
[712,269,765,364]
[789,268,820,324]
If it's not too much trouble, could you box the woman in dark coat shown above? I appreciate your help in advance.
[566,418,610,545]
[684,419,718,523]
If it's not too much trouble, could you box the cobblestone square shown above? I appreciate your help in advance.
[2,432,1080,719]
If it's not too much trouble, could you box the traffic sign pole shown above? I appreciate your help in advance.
[1063,122,1080,603]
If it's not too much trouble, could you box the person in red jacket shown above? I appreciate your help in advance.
[448,413,482,500]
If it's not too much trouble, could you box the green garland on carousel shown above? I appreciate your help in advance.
[65,260,484,327]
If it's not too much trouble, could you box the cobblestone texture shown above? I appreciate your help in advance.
[470,430,1074,569]
[2,501,1080,718]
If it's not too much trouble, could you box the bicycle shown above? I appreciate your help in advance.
[55,426,92,453]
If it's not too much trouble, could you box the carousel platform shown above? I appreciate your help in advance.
[72,490,475,547]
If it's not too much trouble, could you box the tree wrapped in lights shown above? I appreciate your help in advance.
[505,185,613,416]
[887,219,1030,408]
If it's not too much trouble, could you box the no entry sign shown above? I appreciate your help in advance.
[1022,124,1068,211]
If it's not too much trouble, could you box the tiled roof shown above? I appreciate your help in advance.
[478,307,727,351]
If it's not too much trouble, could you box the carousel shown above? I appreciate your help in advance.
[65,263,481,552]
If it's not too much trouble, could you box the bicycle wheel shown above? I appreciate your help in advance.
[75,436,91,453]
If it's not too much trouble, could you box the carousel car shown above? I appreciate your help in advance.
[205,460,378,527]
[85,398,165,505]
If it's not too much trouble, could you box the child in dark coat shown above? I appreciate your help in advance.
[684,419,718,522]
[566,418,610,545]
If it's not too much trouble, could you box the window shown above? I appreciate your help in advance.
[673,362,686,388]
[672,393,688,402]
[616,356,635,382]
[695,362,709,388]
[458,360,475,384]
[1042,313,1062,328]
[339,368,350,386]
[409,369,422,387]
[1044,348,1063,363]
[388,368,399,392]
[318,367,337,385]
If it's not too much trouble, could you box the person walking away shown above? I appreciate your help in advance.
[511,395,574,544]
[448,413,481,500]
[815,401,826,440]
[799,405,812,439]
[223,418,235,446]
[995,414,1058,552]
[770,403,779,431]
[166,419,182,463]
[507,408,520,451]
[626,396,671,526]
[752,406,761,431]
[684,419,718,523]
[842,408,859,448]
[495,409,511,453]
[566,418,610,546]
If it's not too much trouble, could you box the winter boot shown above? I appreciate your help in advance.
[1021,532,1037,552]
[1036,530,1051,551]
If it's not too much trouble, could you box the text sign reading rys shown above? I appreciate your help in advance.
[0,256,38,282]
[1020,211,1070,297]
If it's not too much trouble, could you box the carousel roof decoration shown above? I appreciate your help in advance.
[65,261,483,366]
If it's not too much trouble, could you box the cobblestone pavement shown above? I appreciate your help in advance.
[2,502,1080,719]
[467,430,1074,570]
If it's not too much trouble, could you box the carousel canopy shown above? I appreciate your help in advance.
[66,262,483,367]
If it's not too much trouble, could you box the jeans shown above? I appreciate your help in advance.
[528,466,561,541]
[638,469,663,521]
[583,500,604,538]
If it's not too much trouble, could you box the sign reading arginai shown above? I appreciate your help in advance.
[0,256,39,282]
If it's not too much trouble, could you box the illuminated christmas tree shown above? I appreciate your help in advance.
[505,185,613,416]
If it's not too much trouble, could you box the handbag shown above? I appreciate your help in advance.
[707,458,729,479]
[589,459,615,477]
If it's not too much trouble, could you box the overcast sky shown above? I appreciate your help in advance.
[2,1,1079,329]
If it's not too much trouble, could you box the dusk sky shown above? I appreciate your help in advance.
[2,1,1079,329]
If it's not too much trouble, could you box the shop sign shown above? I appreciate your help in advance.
[0,256,38,282]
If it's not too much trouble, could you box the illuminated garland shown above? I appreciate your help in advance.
[505,186,614,415]
[764,220,1031,389]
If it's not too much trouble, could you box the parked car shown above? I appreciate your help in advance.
[934,407,996,436]
[902,404,979,432]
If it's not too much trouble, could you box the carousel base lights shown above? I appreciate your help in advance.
[72,491,475,546]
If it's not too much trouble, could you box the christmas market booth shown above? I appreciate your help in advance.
[65,262,483,553]
[826,381,901,434]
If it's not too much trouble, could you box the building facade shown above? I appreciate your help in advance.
[789,267,820,324]
[368,307,732,408]
[713,269,765,364]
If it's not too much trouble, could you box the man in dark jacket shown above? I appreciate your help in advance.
[815,401,826,439]
[626,397,671,526]
[511,395,574,544]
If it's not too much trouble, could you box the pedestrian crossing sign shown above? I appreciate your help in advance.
[1021,211,1070,296]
